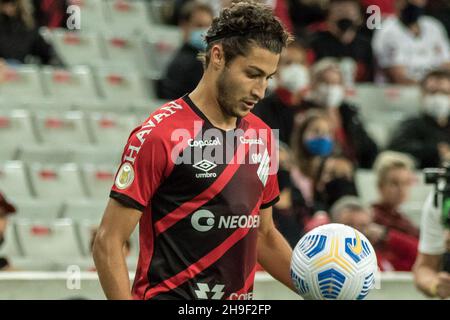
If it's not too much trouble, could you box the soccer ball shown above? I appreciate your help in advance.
[290,223,378,300]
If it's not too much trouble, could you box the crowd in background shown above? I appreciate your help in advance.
[1,0,450,275]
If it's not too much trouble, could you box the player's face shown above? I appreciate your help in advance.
[379,167,413,208]
[216,46,279,118]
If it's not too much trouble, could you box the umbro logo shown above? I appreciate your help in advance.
[193,160,217,178]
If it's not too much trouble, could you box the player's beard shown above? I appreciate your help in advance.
[216,67,243,119]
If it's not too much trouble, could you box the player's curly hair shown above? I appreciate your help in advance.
[200,0,292,68]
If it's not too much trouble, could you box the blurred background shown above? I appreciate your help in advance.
[0,0,450,299]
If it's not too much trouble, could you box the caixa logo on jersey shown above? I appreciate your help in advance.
[191,210,260,232]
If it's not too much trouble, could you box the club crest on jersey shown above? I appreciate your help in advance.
[115,162,135,190]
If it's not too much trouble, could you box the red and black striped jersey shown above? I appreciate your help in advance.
[110,95,280,300]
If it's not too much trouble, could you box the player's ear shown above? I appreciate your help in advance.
[210,44,225,70]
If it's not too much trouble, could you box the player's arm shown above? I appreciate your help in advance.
[413,253,450,299]
[93,198,142,300]
[257,206,296,293]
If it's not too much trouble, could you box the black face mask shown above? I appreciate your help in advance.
[336,18,356,33]
[400,3,424,26]
[322,177,358,208]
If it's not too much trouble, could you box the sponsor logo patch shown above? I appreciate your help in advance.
[115,162,134,190]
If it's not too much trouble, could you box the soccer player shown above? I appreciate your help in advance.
[93,1,296,300]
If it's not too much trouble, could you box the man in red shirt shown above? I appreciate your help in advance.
[93,1,296,300]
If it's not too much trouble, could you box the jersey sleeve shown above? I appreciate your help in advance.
[418,192,446,255]
[110,128,168,212]
[260,129,280,209]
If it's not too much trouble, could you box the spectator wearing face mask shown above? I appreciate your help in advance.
[309,0,374,83]
[289,111,335,229]
[253,40,310,146]
[0,192,16,271]
[0,0,63,65]
[299,58,379,169]
[330,196,418,271]
[158,1,214,100]
[371,151,420,238]
[388,69,450,168]
[372,0,450,84]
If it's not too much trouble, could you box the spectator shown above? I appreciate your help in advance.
[300,58,379,168]
[290,110,334,231]
[288,0,328,39]
[309,0,374,83]
[159,1,214,100]
[0,192,16,271]
[32,0,69,29]
[0,0,63,65]
[289,110,358,233]
[330,196,418,271]
[253,40,310,145]
[388,69,450,168]
[372,0,450,84]
[371,151,420,238]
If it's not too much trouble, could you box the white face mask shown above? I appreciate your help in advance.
[314,84,346,108]
[279,64,310,94]
[423,94,450,119]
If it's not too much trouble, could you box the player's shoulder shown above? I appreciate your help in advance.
[123,97,196,152]
[136,97,196,138]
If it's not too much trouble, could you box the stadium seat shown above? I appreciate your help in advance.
[62,199,106,222]
[0,65,45,102]
[70,145,122,165]
[0,161,33,198]
[0,109,37,148]
[67,0,109,32]
[96,67,154,102]
[80,164,116,199]
[42,66,99,103]
[101,32,144,70]
[15,218,83,259]
[14,198,62,220]
[88,112,137,145]
[77,219,100,256]
[346,84,422,118]
[105,0,153,33]
[0,217,22,257]
[143,26,183,77]
[34,111,92,146]
[17,145,72,164]
[28,163,86,200]
[355,169,378,205]
[50,29,104,66]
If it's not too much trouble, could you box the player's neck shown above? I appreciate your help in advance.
[189,77,238,131]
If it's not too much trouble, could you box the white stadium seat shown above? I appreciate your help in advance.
[96,67,153,102]
[15,219,83,259]
[42,66,99,103]
[88,111,136,145]
[0,65,45,102]
[14,198,62,220]
[0,109,36,144]
[81,163,117,199]
[0,161,32,198]
[51,29,104,66]
[34,111,92,146]
[29,163,86,200]
[105,0,153,33]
